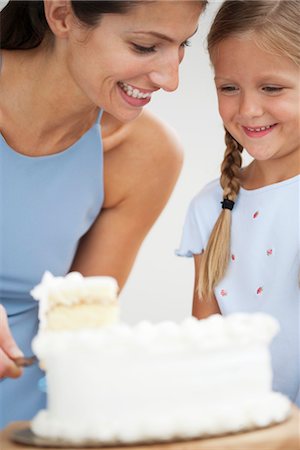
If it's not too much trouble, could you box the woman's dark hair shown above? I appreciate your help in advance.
[0,1,140,50]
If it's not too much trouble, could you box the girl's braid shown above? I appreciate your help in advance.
[197,129,243,299]
[221,129,243,201]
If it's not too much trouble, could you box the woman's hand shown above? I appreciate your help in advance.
[0,304,24,379]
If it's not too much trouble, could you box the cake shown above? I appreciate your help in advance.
[31,271,119,330]
[30,272,291,445]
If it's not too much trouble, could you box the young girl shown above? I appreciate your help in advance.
[177,0,300,406]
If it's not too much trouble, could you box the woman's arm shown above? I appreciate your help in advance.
[71,110,183,290]
[192,253,221,319]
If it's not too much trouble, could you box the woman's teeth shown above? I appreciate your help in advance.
[118,82,152,99]
[246,124,275,132]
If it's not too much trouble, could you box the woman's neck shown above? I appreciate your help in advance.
[0,47,99,155]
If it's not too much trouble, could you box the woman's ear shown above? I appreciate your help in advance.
[43,0,73,38]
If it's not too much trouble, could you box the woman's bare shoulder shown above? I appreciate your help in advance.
[102,110,183,162]
[101,110,184,209]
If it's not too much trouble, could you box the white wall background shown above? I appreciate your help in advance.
[120,2,226,324]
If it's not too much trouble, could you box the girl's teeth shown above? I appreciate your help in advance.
[119,82,151,99]
[247,125,272,132]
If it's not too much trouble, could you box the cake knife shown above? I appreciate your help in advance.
[13,355,38,367]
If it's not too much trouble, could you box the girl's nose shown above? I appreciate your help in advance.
[238,91,264,118]
[149,54,180,92]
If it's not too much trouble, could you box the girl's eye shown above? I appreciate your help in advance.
[132,43,156,54]
[219,85,239,94]
[262,86,284,93]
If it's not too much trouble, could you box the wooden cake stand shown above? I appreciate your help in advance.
[1,406,300,450]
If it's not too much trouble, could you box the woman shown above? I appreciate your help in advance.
[0,0,206,426]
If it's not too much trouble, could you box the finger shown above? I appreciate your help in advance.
[0,348,23,379]
[0,304,24,358]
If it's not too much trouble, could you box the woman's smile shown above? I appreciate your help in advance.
[117,81,156,108]
[118,82,154,99]
[117,82,152,107]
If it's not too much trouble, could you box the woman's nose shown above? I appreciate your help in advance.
[149,54,180,92]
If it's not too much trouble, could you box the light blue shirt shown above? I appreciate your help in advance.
[0,110,104,428]
[177,176,300,406]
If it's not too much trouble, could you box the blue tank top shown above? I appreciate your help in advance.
[0,110,104,427]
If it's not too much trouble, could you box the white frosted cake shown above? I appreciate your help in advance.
[31,272,290,444]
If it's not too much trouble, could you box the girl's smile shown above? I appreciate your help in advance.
[242,123,278,138]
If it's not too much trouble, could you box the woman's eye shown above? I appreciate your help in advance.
[181,40,191,48]
[132,39,191,54]
[132,43,156,54]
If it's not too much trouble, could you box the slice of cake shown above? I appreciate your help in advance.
[31,271,119,330]
[30,271,291,446]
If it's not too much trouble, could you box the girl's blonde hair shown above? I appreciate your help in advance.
[198,0,300,299]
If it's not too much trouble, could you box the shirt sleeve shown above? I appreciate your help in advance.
[176,179,222,258]
[175,196,206,257]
